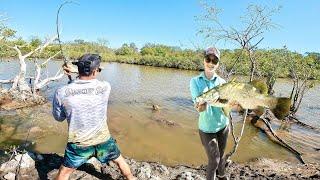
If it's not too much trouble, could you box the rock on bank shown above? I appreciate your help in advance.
[0,152,319,180]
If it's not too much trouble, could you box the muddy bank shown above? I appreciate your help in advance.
[0,152,319,180]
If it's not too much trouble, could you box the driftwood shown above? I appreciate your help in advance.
[250,110,305,164]
[224,108,306,170]
[287,114,320,132]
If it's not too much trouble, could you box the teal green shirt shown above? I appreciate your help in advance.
[190,72,229,133]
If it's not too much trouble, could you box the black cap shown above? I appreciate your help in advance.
[72,54,101,76]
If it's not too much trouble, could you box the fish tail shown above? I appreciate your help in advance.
[269,97,291,119]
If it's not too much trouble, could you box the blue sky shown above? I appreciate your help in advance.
[0,0,319,53]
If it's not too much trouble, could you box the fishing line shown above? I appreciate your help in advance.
[13,2,79,179]
[56,1,79,84]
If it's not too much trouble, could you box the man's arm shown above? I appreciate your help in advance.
[52,89,66,121]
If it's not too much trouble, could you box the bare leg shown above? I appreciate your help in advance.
[112,155,136,180]
[55,165,75,180]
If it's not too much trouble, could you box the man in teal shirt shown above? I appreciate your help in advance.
[190,47,229,180]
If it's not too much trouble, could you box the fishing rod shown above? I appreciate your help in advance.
[56,1,78,83]
[14,2,79,179]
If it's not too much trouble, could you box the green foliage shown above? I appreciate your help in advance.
[140,44,174,57]
[29,36,42,48]
[287,49,319,80]
[0,27,319,80]
[115,43,138,56]
[1,27,16,39]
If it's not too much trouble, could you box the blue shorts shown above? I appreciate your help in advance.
[62,137,121,169]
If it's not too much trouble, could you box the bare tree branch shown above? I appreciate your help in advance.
[41,51,60,66]
[23,35,57,59]
[34,73,64,89]
[33,51,61,90]
[4,35,58,92]
[0,79,14,84]
[198,2,280,81]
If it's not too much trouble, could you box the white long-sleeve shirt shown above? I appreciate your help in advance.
[52,79,111,146]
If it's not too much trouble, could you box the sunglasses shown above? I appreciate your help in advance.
[205,56,219,64]
[97,68,102,72]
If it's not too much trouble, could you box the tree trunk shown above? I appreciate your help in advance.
[17,56,31,92]
[248,50,256,82]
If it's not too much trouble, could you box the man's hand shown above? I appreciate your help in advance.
[195,101,207,112]
[63,63,78,76]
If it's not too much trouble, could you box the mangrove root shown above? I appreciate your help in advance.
[224,109,248,169]
[255,112,305,164]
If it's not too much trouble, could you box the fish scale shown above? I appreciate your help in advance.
[195,81,291,119]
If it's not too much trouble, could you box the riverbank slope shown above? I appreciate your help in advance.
[0,151,319,180]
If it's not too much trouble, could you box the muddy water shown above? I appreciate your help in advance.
[0,61,319,166]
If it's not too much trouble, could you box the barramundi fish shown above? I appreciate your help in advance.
[195,81,291,119]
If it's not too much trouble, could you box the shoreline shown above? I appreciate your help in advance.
[0,151,319,180]
[1,59,319,80]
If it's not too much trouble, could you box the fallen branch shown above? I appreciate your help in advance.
[0,77,35,85]
[0,79,14,84]
[259,116,305,164]
[288,114,320,132]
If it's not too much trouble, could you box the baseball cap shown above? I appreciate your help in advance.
[72,54,103,76]
[204,47,220,60]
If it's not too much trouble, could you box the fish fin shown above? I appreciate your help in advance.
[250,80,268,95]
[218,98,228,104]
[271,98,291,119]
[207,98,228,107]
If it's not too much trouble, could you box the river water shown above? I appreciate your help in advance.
[0,60,319,166]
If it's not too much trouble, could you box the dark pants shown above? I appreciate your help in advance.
[199,125,229,180]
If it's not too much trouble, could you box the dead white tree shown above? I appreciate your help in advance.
[0,35,64,98]
[33,51,63,90]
